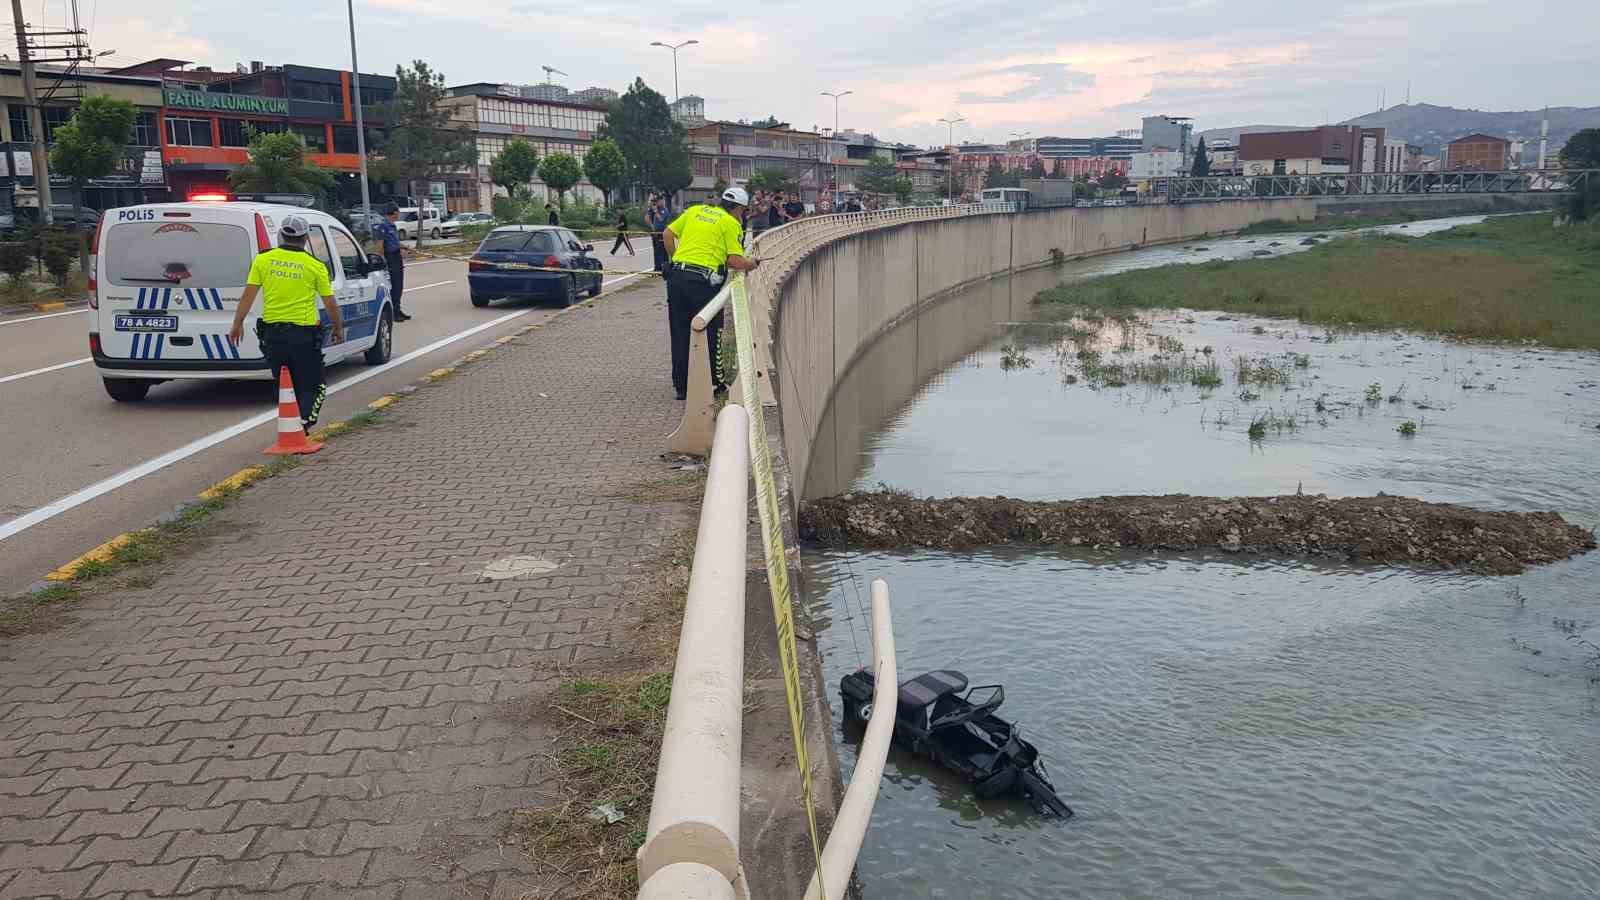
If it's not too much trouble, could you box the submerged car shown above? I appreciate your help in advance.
[839,668,1073,818]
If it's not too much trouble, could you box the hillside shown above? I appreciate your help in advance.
[1201,104,1600,159]
[1341,103,1600,156]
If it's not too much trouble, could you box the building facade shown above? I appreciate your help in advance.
[1141,115,1193,165]
[139,60,395,204]
[443,83,609,211]
[687,120,822,202]
[1037,134,1143,163]
[1237,126,1390,176]
[1444,133,1510,170]
[1129,148,1181,179]
[0,65,168,217]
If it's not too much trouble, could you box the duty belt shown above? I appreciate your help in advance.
[674,262,720,278]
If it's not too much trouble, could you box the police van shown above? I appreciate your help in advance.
[90,201,395,402]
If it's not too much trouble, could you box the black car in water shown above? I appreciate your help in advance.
[840,668,1074,818]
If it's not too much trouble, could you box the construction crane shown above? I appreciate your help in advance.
[541,65,568,85]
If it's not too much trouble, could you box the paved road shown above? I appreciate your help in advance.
[0,248,660,594]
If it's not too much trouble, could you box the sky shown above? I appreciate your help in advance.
[50,0,1600,147]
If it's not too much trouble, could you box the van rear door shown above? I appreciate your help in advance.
[98,209,260,365]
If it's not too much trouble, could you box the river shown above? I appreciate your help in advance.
[801,215,1600,899]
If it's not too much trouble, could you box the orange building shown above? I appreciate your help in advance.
[1444,133,1510,171]
[135,61,395,203]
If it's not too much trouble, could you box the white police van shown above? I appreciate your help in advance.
[90,200,394,402]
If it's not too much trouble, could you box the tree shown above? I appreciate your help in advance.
[751,115,783,129]
[596,78,692,197]
[370,60,476,246]
[1098,170,1129,193]
[747,167,798,195]
[860,154,901,195]
[231,131,336,196]
[583,138,627,206]
[1191,137,1211,177]
[892,174,914,204]
[537,152,583,205]
[1027,157,1047,179]
[983,158,1021,190]
[489,138,539,200]
[49,95,136,272]
[1560,128,1600,168]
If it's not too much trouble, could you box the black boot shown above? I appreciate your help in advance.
[394,308,413,322]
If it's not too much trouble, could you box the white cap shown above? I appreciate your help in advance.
[279,215,310,240]
[721,186,750,206]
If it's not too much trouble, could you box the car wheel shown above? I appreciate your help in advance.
[430,228,440,239]
[470,292,492,308]
[561,275,578,307]
[587,274,602,298]
[364,308,393,365]
[103,377,151,402]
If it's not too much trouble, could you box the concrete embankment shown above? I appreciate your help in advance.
[800,492,1597,575]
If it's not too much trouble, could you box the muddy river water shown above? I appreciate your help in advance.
[801,216,1600,898]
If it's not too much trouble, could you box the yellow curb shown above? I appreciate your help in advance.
[44,532,137,582]
[462,349,489,362]
[494,335,517,345]
[310,422,350,441]
[424,367,456,382]
[31,301,67,312]
[199,465,269,501]
[368,395,396,410]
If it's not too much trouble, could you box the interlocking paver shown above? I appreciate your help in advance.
[0,283,694,894]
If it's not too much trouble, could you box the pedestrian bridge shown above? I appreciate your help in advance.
[1153,167,1595,202]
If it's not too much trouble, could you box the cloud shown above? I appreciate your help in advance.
[955,63,1095,105]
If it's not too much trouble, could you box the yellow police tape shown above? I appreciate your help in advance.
[399,244,666,279]
[728,273,827,896]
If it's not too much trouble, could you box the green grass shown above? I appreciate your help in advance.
[1037,215,1600,349]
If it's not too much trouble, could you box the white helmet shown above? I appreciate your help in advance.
[721,186,750,206]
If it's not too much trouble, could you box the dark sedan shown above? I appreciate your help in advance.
[467,225,603,307]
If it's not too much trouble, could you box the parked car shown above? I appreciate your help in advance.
[467,225,602,308]
[443,212,493,236]
[394,206,443,240]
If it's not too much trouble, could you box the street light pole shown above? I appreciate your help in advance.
[346,0,373,229]
[938,115,966,200]
[649,39,699,103]
[820,90,851,206]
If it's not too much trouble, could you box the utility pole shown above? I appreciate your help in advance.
[346,0,373,226]
[820,90,851,205]
[12,0,55,223]
[938,115,966,200]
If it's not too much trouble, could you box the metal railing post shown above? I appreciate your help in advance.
[804,579,896,900]
[638,405,751,893]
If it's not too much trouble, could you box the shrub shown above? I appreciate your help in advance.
[39,227,75,287]
[0,240,32,285]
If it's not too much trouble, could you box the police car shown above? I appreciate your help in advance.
[89,199,395,402]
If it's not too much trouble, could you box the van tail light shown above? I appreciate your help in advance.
[89,332,101,356]
[254,213,272,252]
[468,257,487,271]
[87,222,102,308]
[543,255,561,271]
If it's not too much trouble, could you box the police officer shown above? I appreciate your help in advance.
[374,204,411,322]
[228,215,345,432]
[661,186,761,400]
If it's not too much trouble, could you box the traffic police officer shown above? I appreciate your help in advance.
[661,186,761,400]
[228,215,345,432]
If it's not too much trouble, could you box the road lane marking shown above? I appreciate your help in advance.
[0,272,644,544]
[0,308,86,326]
[409,281,454,291]
[0,357,93,384]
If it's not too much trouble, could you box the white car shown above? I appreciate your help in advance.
[395,206,444,240]
[442,212,492,237]
[90,201,395,402]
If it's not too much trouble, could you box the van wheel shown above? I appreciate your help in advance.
[430,228,440,239]
[470,293,492,308]
[561,276,578,307]
[103,378,151,402]
[365,308,393,365]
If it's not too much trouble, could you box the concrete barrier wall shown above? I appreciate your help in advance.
[768,199,1315,497]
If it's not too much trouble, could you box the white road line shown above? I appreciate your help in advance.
[0,272,643,544]
[409,281,454,291]
[0,308,86,326]
[0,357,93,385]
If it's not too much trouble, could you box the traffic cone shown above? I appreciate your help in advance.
[264,366,324,456]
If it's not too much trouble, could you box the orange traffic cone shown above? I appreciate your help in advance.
[264,366,323,455]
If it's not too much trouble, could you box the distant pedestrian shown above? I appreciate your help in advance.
[546,202,559,226]
[228,215,345,432]
[784,194,805,222]
[646,195,671,273]
[767,191,787,230]
[610,210,635,256]
[374,204,411,322]
[662,187,762,400]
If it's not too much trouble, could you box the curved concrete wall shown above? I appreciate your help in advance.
[768,199,1316,498]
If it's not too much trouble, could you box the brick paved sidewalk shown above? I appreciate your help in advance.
[0,282,698,899]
